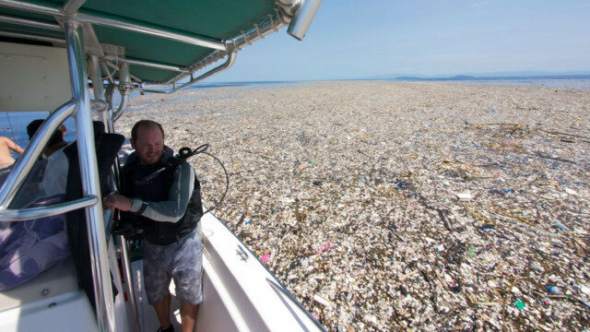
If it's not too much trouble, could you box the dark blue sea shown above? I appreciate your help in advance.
[2,77,589,157]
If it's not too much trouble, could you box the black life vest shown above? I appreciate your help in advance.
[119,150,203,246]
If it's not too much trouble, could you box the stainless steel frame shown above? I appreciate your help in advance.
[0,30,65,45]
[161,13,288,86]
[101,55,189,73]
[65,21,116,332]
[287,0,322,40]
[0,17,118,332]
[61,0,86,15]
[91,55,108,124]
[0,0,225,50]
[0,196,98,221]
[91,55,139,332]
[139,50,237,94]
[113,63,131,122]
[79,13,225,50]
[0,14,61,31]
[0,101,75,209]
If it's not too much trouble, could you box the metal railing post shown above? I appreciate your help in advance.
[91,56,109,127]
[65,21,116,332]
[118,236,138,331]
[91,55,140,332]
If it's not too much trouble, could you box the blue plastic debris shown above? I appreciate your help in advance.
[554,220,571,231]
[547,286,562,295]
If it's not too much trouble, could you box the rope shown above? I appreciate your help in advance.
[241,30,252,45]
[254,24,264,39]
[268,14,279,32]
[4,113,17,142]
[231,37,241,51]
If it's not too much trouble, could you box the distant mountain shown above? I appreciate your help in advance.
[463,70,590,77]
[371,70,590,81]
[396,74,477,81]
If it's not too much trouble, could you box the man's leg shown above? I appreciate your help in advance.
[180,302,199,332]
[153,293,172,331]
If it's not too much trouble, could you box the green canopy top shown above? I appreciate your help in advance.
[0,0,320,85]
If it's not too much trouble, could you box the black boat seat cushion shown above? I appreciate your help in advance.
[64,121,124,309]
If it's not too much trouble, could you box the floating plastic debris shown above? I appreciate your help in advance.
[313,295,331,307]
[315,241,335,254]
[554,220,571,231]
[531,261,545,273]
[547,286,562,295]
[456,192,473,200]
[116,81,590,332]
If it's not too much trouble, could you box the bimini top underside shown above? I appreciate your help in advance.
[0,0,320,87]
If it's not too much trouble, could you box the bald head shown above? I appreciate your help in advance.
[130,120,165,165]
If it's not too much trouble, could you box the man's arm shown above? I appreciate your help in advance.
[0,136,24,155]
[0,137,24,155]
[7,139,24,155]
[104,162,195,223]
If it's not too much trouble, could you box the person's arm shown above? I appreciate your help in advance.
[7,138,24,155]
[105,162,195,223]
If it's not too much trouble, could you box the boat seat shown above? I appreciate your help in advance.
[0,257,79,312]
[64,121,124,309]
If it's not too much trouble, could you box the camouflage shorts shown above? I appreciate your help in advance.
[143,226,203,306]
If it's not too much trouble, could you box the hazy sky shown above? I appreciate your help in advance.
[209,0,590,82]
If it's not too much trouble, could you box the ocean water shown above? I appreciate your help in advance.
[189,80,305,91]
[0,112,77,155]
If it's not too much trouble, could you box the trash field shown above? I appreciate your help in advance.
[117,81,590,331]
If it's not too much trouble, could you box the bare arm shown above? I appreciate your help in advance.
[1,137,24,155]
[7,139,24,155]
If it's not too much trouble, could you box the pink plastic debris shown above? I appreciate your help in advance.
[260,253,270,263]
[315,241,336,254]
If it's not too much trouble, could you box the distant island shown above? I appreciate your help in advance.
[394,74,590,81]
[363,70,590,82]
[396,75,476,81]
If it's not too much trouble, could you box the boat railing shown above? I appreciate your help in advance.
[0,101,75,209]
[0,21,119,332]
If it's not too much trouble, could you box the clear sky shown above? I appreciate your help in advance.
[209,0,590,82]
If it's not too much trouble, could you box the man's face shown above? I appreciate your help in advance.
[131,125,165,165]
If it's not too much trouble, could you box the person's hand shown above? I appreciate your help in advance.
[104,194,132,211]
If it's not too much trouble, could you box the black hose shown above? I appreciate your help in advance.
[198,151,229,214]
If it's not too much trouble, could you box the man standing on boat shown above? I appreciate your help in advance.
[104,120,203,332]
